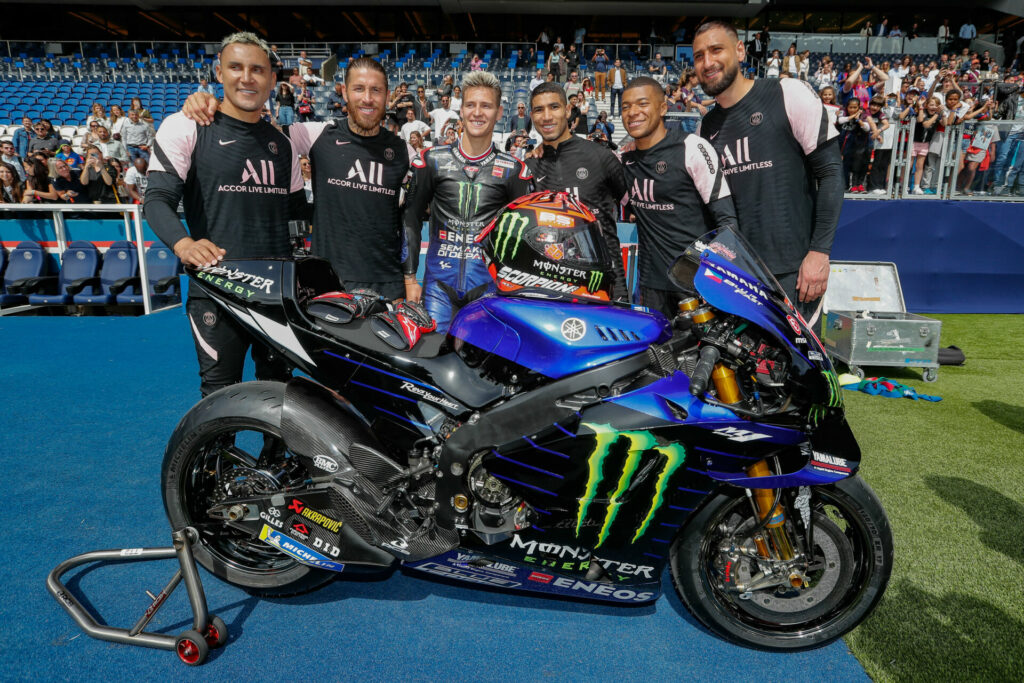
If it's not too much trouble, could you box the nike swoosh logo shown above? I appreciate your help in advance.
[624,160,635,165]
[535,175,546,184]
[218,139,237,146]
[336,140,351,145]
[709,132,719,140]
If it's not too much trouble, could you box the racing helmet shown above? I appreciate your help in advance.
[478,191,614,300]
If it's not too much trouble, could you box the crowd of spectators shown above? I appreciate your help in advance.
[4,20,1023,206]
[745,41,1023,196]
[0,94,159,207]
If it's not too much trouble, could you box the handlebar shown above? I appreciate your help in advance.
[689,345,721,397]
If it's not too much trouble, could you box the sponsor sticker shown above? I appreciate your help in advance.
[313,454,340,473]
[258,524,346,572]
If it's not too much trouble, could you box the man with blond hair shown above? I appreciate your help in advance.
[402,71,534,331]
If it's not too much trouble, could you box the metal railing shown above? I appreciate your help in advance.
[0,203,170,315]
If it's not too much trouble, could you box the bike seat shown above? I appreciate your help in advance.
[307,314,506,409]
[311,316,446,359]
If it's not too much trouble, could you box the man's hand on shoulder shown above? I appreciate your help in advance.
[796,250,829,303]
[174,236,226,267]
[182,92,221,126]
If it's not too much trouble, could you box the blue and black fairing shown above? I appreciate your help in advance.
[672,229,846,418]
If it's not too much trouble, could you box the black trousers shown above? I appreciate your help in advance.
[868,148,892,191]
[640,286,684,319]
[186,296,291,397]
[774,270,820,322]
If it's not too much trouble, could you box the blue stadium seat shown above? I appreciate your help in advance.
[24,240,100,306]
[1,241,47,307]
[113,243,181,306]
[71,240,139,305]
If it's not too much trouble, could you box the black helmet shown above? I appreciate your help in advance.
[478,191,614,300]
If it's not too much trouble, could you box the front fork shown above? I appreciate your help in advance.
[744,459,812,589]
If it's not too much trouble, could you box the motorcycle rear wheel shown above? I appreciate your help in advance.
[670,476,892,651]
[161,381,335,597]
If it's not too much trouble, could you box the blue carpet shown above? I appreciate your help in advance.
[0,311,869,681]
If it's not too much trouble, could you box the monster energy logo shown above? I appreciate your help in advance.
[823,369,843,408]
[494,211,530,260]
[587,271,604,292]
[575,423,686,548]
[457,181,481,218]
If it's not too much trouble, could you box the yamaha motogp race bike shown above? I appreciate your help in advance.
[161,227,892,651]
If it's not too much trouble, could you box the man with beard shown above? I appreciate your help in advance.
[402,72,533,332]
[693,20,843,319]
[145,32,304,396]
[185,57,414,301]
[620,77,737,318]
[527,81,628,299]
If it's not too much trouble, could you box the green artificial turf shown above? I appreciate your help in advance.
[835,315,1024,681]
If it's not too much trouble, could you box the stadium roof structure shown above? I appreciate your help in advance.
[21,0,770,16]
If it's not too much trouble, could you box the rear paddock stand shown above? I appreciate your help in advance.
[46,527,227,666]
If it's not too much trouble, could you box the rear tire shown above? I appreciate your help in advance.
[161,382,335,597]
[670,476,892,651]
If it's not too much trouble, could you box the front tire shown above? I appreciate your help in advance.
[161,382,335,597]
[670,476,892,651]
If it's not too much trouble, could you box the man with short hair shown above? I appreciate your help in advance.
[327,81,347,119]
[124,157,148,203]
[431,94,459,142]
[619,77,737,316]
[511,101,532,134]
[564,71,582,99]
[197,77,215,94]
[528,81,629,299]
[529,68,546,92]
[184,56,416,301]
[121,109,156,162]
[269,44,285,82]
[146,32,304,396]
[400,107,431,142]
[648,52,667,82]
[693,20,843,317]
[94,125,129,165]
[403,71,534,332]
[27,120,60,156]
[0,140,25,181]
[609,59,629,116]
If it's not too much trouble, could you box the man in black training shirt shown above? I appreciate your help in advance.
[620,76,738,318]
[184,58,416,302]
[145,32,304,396]
[693,20,843,319]
[527,81,628,299]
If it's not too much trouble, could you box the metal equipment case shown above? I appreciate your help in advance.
[821,261,941,382]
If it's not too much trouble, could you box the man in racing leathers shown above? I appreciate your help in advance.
[402,71,533,332]
[182,57,417,301]
[145,32,304,396]
[527,81,629,299]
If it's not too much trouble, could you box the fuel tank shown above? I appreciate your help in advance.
[448,296,671,379]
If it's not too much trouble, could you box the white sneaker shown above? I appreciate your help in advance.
[871,189,886,195]
[912,186,924,195]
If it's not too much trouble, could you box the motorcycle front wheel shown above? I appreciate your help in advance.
[162,381,335,597]
[670,475,892,651]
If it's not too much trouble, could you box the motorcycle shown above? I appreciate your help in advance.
[161,225,892,651]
